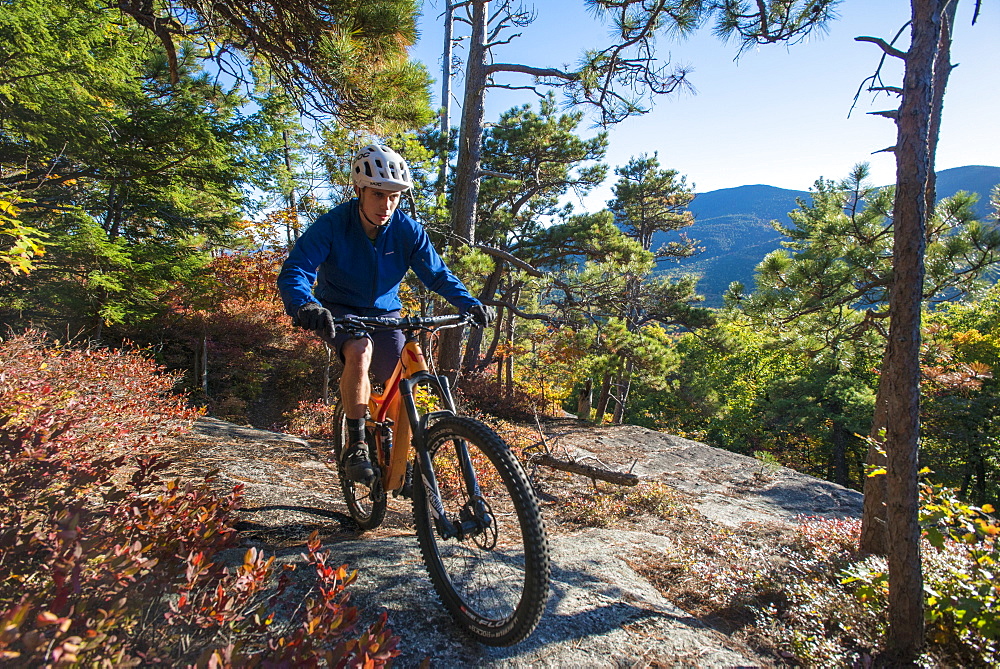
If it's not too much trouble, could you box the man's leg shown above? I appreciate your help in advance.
[339,337,375,483]
[340,337,372,420]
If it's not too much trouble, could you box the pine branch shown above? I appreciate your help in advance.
[478,169,519,180]
[484,63,577,79]
[485,299,550,321]
[868,109,899,120]
[484,83,547,97]
[855,36,908,60]
[474,244,544,277]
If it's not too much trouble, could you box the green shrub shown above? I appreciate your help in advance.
[841,481,1000,665]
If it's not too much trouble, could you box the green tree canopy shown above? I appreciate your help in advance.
[608,153,698,259]
[115,0,432,130]
[730,163,1000,485]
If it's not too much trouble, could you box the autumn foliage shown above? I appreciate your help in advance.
[0,332,397,666]
[149,247,331,426]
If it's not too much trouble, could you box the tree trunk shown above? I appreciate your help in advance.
[861,351,890,554]
[532,453,639,486]
[451,0,488,244]
[495,339,504,388]
[463,265,503,370]
[881,0,946,661]
[201,335,209,397]
[594,372,613,424]
[576,377,593,422]
[482,302,506,368]
[504,353,514,397]
[612,360,633,425]
[283,128,299,244]
[436,324,467,385]
[438,0,454,193]
[192,341,201,393]
[503,312,515,396]
[923,0,957,218]
[831,420,849,486]
[462,323,483,372]
[438,0,489,384]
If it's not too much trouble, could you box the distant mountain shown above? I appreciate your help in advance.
[655,165,1000,307]
[653,184,810,306]
[935,165,1000,218]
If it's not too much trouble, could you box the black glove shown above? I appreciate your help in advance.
[295,302,335,337]
[466,303,495,328]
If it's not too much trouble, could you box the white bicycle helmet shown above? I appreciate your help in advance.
[351,144,413,192]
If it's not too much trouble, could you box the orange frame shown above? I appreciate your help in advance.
[366,337,429,492]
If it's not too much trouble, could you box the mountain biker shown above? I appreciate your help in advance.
[277,143,494,485]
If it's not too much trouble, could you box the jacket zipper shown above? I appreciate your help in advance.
[369,219,381,306]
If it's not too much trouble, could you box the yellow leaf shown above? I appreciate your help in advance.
[982,504,995,514]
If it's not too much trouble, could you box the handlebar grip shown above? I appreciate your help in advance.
[423,314,468,326]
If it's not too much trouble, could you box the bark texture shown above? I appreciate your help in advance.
[437,0,489,384]
[881,0,946,661]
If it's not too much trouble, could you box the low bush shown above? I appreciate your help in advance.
[558,482,685,528]
[284,400,340,440]
[626,494,998,667]
[459,369,556,421]
[842,481,999,666]
[0,332,398,666]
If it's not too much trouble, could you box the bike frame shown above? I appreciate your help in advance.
[327,314,546,645]
[367,328,456,492]
[334,315,491,540]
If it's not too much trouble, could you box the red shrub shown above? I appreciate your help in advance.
[0,332,398,666]
[143,250,331,426]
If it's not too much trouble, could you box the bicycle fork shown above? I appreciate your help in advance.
[399,374,494,541]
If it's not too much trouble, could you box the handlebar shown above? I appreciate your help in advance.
[332,313,472,333]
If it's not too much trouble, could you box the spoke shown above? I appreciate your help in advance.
[430,434,526,619]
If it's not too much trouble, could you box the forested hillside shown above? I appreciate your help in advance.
[3,0,1000,666]
[659,165,1000,305]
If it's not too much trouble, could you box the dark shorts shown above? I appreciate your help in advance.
[326,306,404,385]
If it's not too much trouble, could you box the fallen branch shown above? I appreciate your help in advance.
[530,453,640,487]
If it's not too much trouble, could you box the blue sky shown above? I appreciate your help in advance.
[410,0,999,204]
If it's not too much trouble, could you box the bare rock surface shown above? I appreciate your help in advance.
[166,416,863,668]
[537,421,863,528]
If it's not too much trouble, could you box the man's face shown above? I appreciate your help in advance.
[357,186,402,227]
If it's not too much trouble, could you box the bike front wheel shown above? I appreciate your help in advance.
[412,416,550,646]
[332,403,386,531]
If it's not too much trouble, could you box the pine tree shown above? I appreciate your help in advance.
[593,154,708,422]
[436,0,837,379]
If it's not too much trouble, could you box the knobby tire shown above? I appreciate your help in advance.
[333,403,387,530]
[413,416,550,646]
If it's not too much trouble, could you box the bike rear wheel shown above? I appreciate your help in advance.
[412,416,550,646]
[333,403,387,530]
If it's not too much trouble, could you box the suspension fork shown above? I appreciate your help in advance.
[399,373,486,539]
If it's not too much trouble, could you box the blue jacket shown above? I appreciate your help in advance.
[277,200,479,317]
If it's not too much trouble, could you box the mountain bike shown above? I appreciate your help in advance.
[325,313,550,646]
